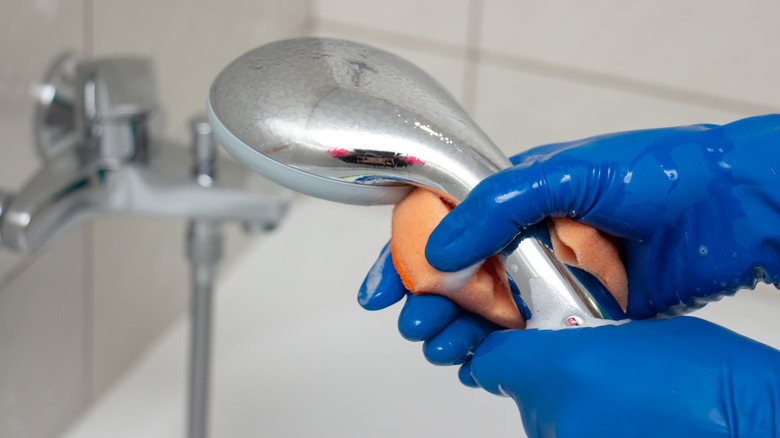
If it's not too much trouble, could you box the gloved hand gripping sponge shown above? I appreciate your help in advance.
[391,189,628,329]
[391,189,525,329]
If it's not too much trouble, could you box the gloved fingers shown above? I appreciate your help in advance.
[468,328,566,397]
[399,279,526,364]
[509,150,539,166]
[425,161,552,272]
[358,242,407,311]
[508,139,583,166]
[469,317,780,437]
[422,313,500,366]
[457,360,478,388]
[501,272,534,322]
[397,293,461,341]
[467,317,752,398]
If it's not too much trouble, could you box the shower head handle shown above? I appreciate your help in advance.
[208,37,620,326]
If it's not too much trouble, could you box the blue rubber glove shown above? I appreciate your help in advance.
[360,115,780,369]
[359,242,501,366]
[467,317,780,437]
[428,114,780,319]
[359,251,780,436]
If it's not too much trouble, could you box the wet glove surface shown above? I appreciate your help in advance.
[427,115,780,319]
[467,317,780,438]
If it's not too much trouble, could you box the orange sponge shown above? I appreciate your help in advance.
[548,217,628,311]
[391,189,525,329]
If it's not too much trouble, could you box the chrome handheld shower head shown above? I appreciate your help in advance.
[208,37,620,326]
[208,37,509,205]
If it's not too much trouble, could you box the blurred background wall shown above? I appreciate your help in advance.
[0,1,309,437]
[2,1,779,437]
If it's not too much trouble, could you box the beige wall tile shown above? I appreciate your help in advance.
[90,215,256,397]
[92,0,310,143]
[480,1,780,111]
[473,62,748,158]
[0,227,88,438]
[0,0,84,191]
[90,217,189,396]
[315,0,471,47]
[0,0,85,291]
[0,2,88,437]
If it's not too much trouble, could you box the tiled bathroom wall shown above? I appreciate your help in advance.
[4,1,780,437]
[1,3,89,437]
[0,1,309,437]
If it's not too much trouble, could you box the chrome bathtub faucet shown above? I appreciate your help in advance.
[1,53,293,438]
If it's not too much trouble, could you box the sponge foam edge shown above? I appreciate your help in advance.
[391,189,526,329]
[547,217,629,312]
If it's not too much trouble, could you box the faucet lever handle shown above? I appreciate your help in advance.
[76,57,157,122]
[190,116,217,185]
[74,57,158,162]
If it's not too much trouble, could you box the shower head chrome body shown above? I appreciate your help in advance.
[208,37,623,326]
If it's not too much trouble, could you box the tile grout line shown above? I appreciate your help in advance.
[315,18,777,116]
[84,0,93,56]
[83,0,95,402]
[461,0,483,115]
[314,19,466,59]
[303,0,318,35]
[480,50,780,115]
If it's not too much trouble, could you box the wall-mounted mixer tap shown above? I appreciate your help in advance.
[2,53,291,253]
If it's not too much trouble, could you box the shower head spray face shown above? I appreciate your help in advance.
[208,37,618,326]
[208,37,510,206]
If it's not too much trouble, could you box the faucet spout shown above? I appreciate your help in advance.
[1,144,291,253]
[5,52,292,253]
[2,151,101,252]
